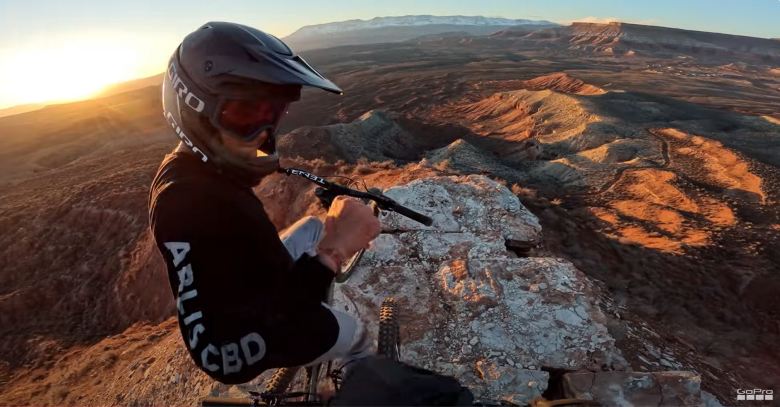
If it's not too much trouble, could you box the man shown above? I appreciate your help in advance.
[148,21,380,384]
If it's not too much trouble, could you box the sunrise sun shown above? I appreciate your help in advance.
[3,37,142,105]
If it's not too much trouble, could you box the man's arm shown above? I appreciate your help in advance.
[151,183,336,316]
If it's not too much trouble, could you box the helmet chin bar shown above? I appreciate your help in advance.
[258,127,276,155]
[207,135,281,184]
[219,123,277,154]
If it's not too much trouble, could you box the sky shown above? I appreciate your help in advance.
[1,0,779,109]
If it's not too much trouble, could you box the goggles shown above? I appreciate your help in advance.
[168,53,299,143]
[213,98,289,142]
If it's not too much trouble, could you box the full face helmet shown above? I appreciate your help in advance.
[162,21,342,185]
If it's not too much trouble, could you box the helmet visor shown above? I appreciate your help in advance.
[216,98,288,141]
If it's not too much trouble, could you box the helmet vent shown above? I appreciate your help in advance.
[265,34,292,56]
[292,56,325,79]
[244,50,261,63]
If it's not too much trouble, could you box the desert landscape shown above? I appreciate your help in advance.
[0,18,779,405]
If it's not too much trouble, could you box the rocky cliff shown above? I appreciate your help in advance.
[329,175,716,405]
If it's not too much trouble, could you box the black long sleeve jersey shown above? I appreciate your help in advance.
[148,151,338,384]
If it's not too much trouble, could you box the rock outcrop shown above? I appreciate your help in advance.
[330,175,718,405]
[332,175,615,403]
[522,73,606,95]
[424,139,537,182]
[279,110,419,163]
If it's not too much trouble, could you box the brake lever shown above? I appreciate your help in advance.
[314,187,338,208]
[360,189,391,210]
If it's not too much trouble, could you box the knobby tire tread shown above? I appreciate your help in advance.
[265,366,299,394]
[377,297,400,361]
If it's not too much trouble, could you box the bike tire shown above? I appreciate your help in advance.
[264,366,299,394]
[335,249,365,282]
[377,297,400,361]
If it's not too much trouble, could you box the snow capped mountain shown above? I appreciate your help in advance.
[283,15,558,51]
[290,15,557,36]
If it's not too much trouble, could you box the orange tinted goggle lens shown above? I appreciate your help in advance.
[218,99,287,140]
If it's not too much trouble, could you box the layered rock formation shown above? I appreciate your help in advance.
[516,22,780,62]
[279,110,453,163]
[522,73,606,96]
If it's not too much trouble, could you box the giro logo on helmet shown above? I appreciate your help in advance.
[167,62,206,113]
[166,111,209,162]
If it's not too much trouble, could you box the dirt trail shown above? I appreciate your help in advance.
[652,128,766,203]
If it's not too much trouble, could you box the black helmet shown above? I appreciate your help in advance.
[162,21,342,185]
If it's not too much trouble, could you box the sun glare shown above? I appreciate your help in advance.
[2,38,144,106]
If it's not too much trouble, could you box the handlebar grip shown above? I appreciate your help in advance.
[391,204,433,226]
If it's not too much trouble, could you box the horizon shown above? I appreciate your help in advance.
[1,0,779,110]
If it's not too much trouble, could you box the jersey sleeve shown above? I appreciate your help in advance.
[150,183,335,321]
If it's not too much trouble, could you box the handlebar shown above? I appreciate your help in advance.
[279,167,433,226]
[375,195,432,225]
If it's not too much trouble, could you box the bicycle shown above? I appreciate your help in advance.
[201,167,432,406]
[199,169,598,407]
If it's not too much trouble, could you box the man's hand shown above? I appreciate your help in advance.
[317,196,381,270]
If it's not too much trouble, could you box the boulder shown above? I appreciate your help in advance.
[332,175,626,404]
